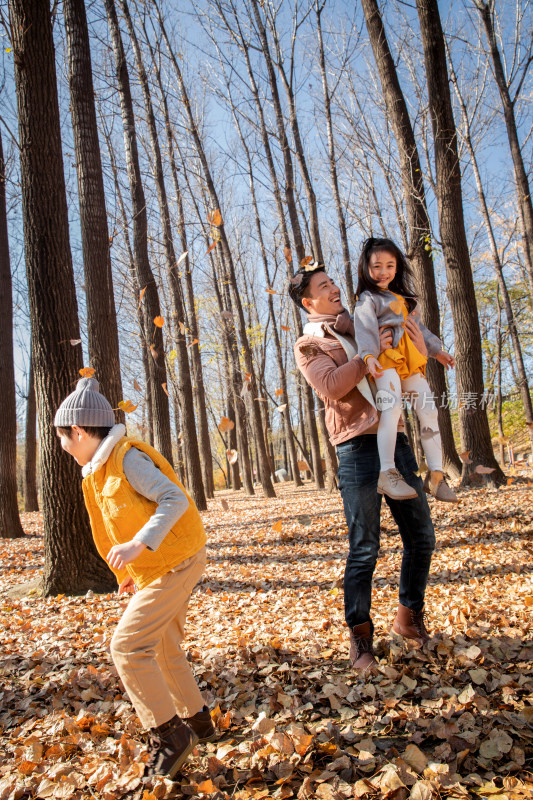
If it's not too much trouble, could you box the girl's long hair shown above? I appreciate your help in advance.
[356,237,417,312]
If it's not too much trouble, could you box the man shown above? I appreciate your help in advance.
[289,265,436,671]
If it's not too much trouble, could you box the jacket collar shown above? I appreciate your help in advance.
[82,423,126,478]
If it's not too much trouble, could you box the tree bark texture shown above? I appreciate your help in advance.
[361,0,461,478]
[121,0,206,509]
[63,0,123,416]
[0,127,25,539]
[415,0,505,484]
[105,0,172,464]
[24,351,39,512]
[9,0,117,591]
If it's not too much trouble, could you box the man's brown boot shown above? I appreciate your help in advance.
[349,621,377,672]
[391,603,430,646]
[185,706,217,743]
[145,715,198,778]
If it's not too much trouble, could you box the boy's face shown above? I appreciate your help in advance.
[57,425,101,466]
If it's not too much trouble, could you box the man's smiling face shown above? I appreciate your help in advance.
[301,272,344,316]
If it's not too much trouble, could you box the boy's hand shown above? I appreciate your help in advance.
[435,350,455,369]
[378,326,393,352]
[405,314,428,356]
[118,575,136,595]
[107,540,146,570]
[366,356,384,379]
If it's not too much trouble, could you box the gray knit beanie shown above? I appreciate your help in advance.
[54,377,115,428]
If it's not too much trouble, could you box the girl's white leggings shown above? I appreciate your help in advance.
[374,369,442,472]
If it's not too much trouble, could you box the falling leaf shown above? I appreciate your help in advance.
[153,316,165,328]
[272,520,283,533]
[475,465,496,474]
[226,449,238,464]
[118,400,138,413]
[266,288,277,295]
[133,379,141,392]
[281,325,290,332]
[138,286,147,305]
[284,246,292,263]
[208,209,223,227]
[79,367,95,378]
[161,383,169,396]
[70,339,81,346]
[218,416,235,433]
[150,345,158,360]
[188,338,199,347]
[275,389,284,397]
[205,241,218,255]
[244,372,252,382]
[389,299,403,315]
[277,404,287,413]
[459,451,472,464]
[5,47,12,53]
[177,251,188,265]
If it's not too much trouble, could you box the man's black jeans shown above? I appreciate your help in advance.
[336,432,436,629]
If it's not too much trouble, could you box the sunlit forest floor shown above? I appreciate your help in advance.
[1,476,532,799]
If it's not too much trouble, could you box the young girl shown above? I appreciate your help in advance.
[353,237,458,503]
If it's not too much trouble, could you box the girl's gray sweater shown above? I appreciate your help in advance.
[353,289,442,361]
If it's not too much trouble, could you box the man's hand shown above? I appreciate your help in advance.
[366,356,384,379]
[378,326,393,353]
[404,314,427,357]
[435,350,456,369]
[106,540,146,570]
[118,575,136,595]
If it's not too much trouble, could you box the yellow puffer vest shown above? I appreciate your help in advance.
[82,437,206,590]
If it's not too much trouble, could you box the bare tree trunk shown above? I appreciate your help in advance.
[475,0,533,303]
[447,45,533,453]
[315,2,354,310]
[0,127,25,539]
[495,290,505,466]
[361,0,461,478]
[24,351,39,512]
[121,0,206,509]
[155,1,275,498]
[9,0,116,591]
[104,0,172,463]
[63,0,123,415]
[415,0,505,484]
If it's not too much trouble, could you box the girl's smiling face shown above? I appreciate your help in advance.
[368,250,397,290]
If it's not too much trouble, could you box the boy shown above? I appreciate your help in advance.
[55,376,214,778]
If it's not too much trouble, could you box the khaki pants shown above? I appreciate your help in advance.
[110,547,206,729]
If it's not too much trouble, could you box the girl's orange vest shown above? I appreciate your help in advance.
[82,437,206,590]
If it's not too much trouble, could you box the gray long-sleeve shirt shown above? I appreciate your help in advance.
[353,290,442,361]
[123,448,189,551]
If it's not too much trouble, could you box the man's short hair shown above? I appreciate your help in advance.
[56,425,112,441]
[287,265,326,311]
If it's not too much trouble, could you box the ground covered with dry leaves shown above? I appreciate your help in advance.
[1,480,533,800]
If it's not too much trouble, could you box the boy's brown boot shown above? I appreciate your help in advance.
[185,706,217,743]
[349,622,377,672]
[145,715,198,778]
[391,603,430,646]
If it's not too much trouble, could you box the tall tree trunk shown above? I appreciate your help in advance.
[104,0,172,463]
[361,0,461,478]
[447,47,533,453]
[63,0,123,415]
[0,127,25,539]
[24,351,39,512]
[155,1,275,498]
[415,0,505,484]
[315,2,354,311]
[9,0,116,591]
[475,0,533,303]
[121,0,206,509]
